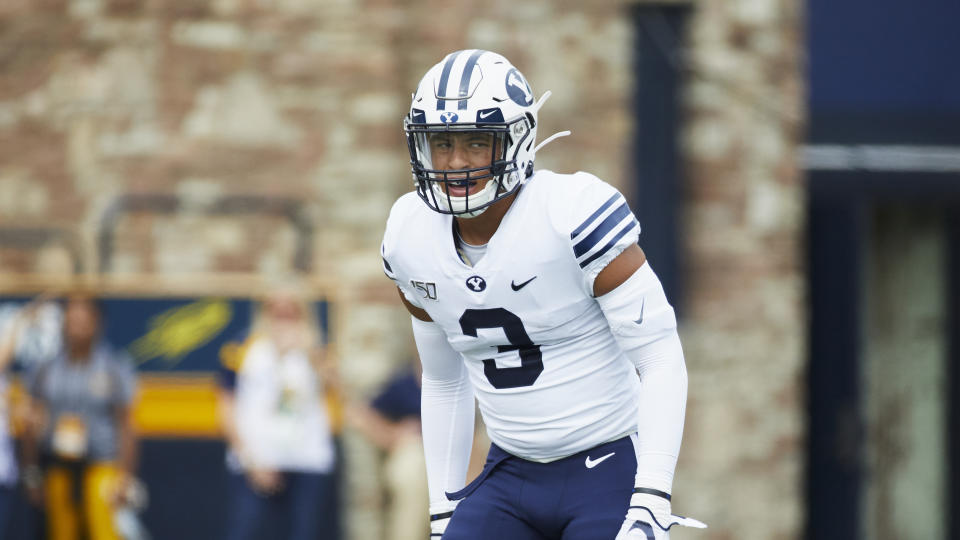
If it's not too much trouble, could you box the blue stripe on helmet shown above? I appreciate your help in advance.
[457,50,485,110]
[573,202,632,257]
[570,193,621,239]
[578,220,638,269]
[436,51,464,111]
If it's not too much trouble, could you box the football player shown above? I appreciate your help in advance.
[381,49,705,540]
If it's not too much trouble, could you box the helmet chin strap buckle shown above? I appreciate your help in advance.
[432,177,500,217]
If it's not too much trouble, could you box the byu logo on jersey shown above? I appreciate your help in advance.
[465,275,486,292]
[440,111,459,123]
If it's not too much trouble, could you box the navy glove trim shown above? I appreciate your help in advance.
[632,487,671,501]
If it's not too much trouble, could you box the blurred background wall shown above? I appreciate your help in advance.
[0,0,806,539]
[0,0,956,539]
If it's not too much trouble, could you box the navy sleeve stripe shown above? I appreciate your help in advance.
[572,202,632,257]
[570,193,621,239]
[578,220,638,269]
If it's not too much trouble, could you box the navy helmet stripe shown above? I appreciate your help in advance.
[436,51,464,111]
[457,50,485,110]
[573,202,632,257]
[570,193,621,239]
[382,256,393,274]
[578,220,639,269]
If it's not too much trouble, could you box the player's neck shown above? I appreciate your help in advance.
[454,191,518,246]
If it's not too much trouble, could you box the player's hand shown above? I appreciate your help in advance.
[429,501,458,539]
[108,474,148,509]
[23,465,44,506]
[614,492,706,540]
[108,473,134,506]
[246,467,284,496]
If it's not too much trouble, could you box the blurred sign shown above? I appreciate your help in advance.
[0,296,329,373]
[0,295,330,438]
[102,298,252,373]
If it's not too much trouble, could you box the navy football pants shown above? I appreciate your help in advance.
[443,436,635,540]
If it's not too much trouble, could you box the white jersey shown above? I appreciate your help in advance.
[382,169,643,461]
[231,337,336,473]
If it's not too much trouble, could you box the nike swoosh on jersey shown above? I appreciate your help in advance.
[584,452,615,469]
[510,276,537,291]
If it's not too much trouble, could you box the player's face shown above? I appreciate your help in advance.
[428,132,499,197]
[64,297,99,345]
[267,297,303,322]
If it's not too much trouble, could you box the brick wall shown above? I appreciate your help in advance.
[680,1,805,538]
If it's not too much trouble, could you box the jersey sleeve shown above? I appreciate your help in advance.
[381,194,426,309]
[560,172,641,294]
[109,351,137,407]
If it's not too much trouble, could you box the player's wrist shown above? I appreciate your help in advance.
[429,501,458,537]
[23,464,43,491]
[429,500,458,519]
[627,489,672,528]
[624,488,708,534]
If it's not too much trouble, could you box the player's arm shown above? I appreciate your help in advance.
[21,374,46,505]
[398,287,432,322]
[399,287,474,537]
[0,313,19,373]
[594,245,706,537]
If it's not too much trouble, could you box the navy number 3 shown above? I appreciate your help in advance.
[459,308,543,389]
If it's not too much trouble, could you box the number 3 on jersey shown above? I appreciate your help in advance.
[459,308,543,389]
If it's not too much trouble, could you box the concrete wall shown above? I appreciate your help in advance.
[0,1,806,538]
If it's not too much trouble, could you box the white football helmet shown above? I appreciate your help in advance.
[404,50,563,217]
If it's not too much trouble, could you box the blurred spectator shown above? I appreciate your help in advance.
[348,361,428,540]
[217,288,337,540]
[21,293,140,540]
[0,300,25,537]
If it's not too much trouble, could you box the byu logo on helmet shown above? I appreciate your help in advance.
[465,276,487,292]
[440,111,459,123]
[505,68,533,106]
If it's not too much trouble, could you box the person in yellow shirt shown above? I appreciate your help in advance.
[21,294,139,540]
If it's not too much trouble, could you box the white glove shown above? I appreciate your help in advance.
[615,489,706,540]
[429,501,458,539]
